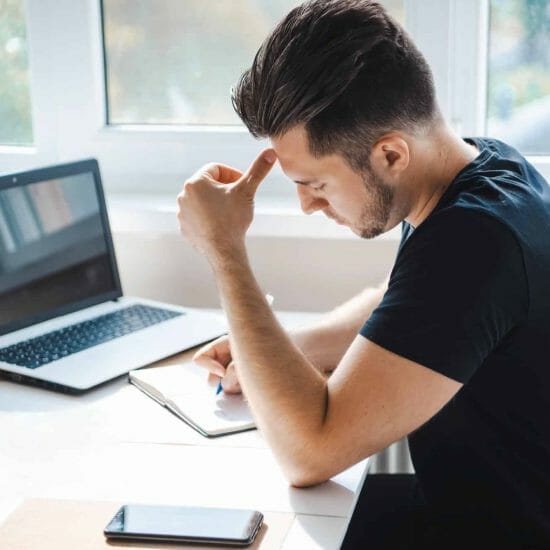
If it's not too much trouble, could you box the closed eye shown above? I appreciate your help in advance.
[293,179,326,191]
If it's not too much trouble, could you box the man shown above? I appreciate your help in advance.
[176,0,550,547]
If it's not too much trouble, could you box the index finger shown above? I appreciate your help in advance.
[192,336,231,365]
[237,149,277,193]
[194,355,226,378]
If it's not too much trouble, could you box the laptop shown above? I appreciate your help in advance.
[0,158,227,394]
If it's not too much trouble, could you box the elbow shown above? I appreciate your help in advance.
[280,398,334,488]
[282,429,335,488]
[284,461,333,488]
[289,474,330,488]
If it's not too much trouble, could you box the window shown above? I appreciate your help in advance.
[101,0,405,127]
[102,0,299,125]
[487,0,550,155]
[1,0,547,210]
[0,0,33,146]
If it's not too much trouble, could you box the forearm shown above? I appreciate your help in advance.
[290,278,388,373]
[210,246,328,481]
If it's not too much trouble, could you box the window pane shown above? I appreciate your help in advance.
[0,0,33,145]
[487,0,550,155]
[102,0,405,126]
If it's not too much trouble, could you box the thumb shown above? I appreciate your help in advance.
[237,149,277,195]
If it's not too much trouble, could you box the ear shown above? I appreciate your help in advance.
[370,134,410,177]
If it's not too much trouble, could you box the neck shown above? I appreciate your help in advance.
[405,124,478,228]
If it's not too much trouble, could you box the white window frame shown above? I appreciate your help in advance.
[0,0,548,238]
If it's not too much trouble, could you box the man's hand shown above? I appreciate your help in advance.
[176,150,277,259]
[193,335,242,395]
[193,328,336,395]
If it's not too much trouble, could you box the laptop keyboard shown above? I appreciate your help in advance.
[0,304,183,369]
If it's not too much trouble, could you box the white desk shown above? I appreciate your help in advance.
[0,311,369,549]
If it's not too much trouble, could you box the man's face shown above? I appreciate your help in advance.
[271,126,395,239]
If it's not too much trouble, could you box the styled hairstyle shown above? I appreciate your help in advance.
[231,0,439,171]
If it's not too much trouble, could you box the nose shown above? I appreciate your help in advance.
[297,185,328,215]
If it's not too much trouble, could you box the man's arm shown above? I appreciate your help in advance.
[177,152,461,487]
[193,275,388,393]
[209,250,460,487]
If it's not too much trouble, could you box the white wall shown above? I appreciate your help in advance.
[112,230,399,313]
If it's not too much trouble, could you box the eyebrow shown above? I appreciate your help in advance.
[293,179,315,186]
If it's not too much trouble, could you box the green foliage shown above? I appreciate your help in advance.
[488,0,550,120]
[0,0,33,145]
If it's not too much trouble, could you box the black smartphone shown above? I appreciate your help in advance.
[103,503,263,546]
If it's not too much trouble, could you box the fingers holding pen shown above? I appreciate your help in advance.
[216,362,242,395]
[201,359,242,395]
[221,363,242,394]
[196,355,226,378]
[193,335,231,378]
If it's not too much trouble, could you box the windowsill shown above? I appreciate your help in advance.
[0,145,37,155]
[106,193,402,241]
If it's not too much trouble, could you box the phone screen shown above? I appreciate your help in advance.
[104,504,263,545]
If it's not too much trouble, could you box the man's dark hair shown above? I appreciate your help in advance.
[232,0,439,171]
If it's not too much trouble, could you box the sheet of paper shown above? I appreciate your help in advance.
[130,363,255,436]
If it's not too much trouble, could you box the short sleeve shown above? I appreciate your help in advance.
[360,208,528,383]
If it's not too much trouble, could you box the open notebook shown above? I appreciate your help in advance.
[128,363,256,437]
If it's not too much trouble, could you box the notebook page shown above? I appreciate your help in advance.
[129,363,255,436]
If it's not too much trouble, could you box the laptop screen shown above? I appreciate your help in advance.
[0,161,121,336]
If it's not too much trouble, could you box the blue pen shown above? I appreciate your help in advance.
[216,293,274,396]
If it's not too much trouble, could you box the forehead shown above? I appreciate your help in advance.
[271,126,353,180]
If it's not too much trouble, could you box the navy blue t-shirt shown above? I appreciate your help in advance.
[360,138,550,544]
